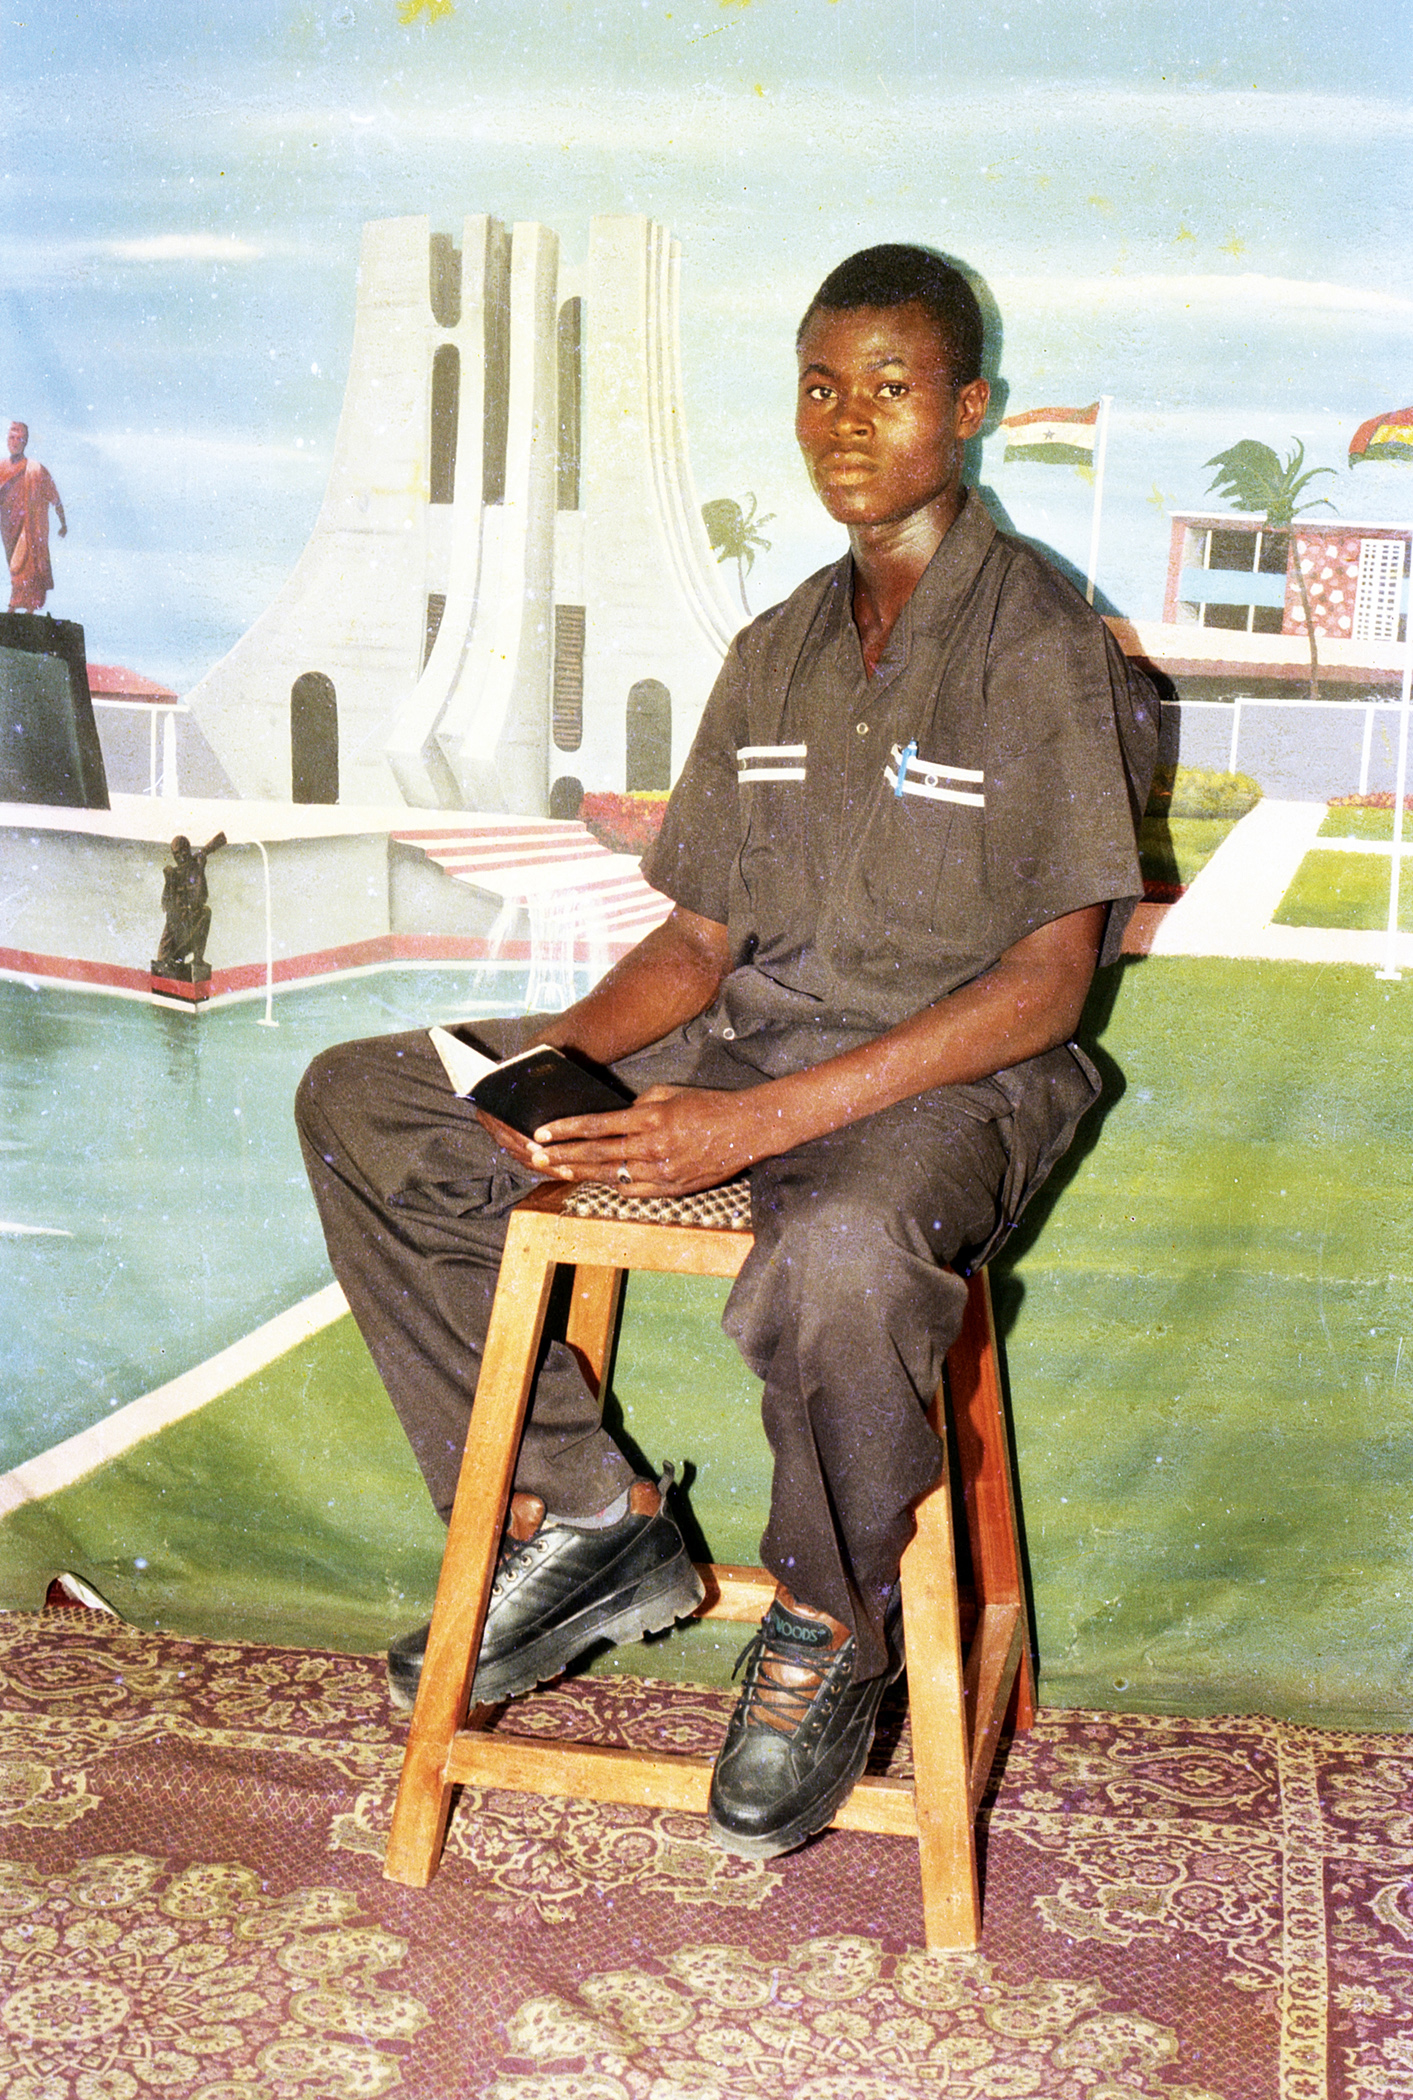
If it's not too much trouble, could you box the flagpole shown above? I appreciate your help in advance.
[1375,525,1413,982]
[1084,395,1113,606]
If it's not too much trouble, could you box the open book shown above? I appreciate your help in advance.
[428,1026,633,1137]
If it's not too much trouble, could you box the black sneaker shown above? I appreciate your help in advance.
[707,1584,904,1859]
[387,1466,704,1711]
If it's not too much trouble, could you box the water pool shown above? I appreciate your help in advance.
[0,966,551,1472]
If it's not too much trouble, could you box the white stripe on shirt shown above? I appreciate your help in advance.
[738,742,807,783]
[884,745,985,806]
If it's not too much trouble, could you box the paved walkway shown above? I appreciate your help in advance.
[1127,799,1413,971]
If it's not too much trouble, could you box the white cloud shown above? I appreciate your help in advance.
[230,79,1413,157]
[105,235,264,264]
[992,274,1413,318]
[86,430,325,473]
[0,234,276,284]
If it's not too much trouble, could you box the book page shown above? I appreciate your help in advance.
[427,1027,499,1097]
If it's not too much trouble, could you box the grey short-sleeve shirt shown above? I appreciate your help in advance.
[643,492,1159,1077]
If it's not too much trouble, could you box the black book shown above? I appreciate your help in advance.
[429,1026,632,1136]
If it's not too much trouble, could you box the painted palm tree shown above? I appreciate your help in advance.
[702,493,775,615]
[1204,439,1337,702]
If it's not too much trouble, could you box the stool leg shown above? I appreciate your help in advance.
[384,1218,559,1886]
[564,1263,625,1398]
[900,1391,982,1950]
[950,1270,1036,1729]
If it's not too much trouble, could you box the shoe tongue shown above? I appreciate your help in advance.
[507,1494,546,1543]
[765,1600,836,1649]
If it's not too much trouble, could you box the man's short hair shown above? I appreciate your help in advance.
[797,245,984,388]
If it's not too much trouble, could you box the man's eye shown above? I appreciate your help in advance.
[879,383,908,399]
[805,385,833,402]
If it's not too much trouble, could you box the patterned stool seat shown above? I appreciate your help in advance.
[561,1176,753,1232]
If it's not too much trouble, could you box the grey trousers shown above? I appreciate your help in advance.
[295,1024,1095,1678]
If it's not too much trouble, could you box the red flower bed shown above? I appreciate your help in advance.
[579,791,671,856]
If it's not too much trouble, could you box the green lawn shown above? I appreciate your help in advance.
[1138,813,1236,889]
[1319,807,1413,842]
[1273,849,1413,932]
[6,954,1413,1727]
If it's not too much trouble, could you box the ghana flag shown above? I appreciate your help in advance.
[1001,401,1100,464]
[1349,407,1413,467]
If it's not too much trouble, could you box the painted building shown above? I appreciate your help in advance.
[185,215,737,812]
[1161,512,1409,646]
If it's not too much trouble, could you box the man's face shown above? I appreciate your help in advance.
[795,302,989,532]
[7,424,26,460]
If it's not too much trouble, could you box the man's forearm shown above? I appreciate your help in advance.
[534,906,731,1066]
[726,905,1103,1163]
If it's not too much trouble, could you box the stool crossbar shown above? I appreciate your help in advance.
[384,1178,1034,1950]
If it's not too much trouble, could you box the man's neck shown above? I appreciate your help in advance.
[849,488,965,676]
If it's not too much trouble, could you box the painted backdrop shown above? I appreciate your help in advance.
[2,0,1411,1726]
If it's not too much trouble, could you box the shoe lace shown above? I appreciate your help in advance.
[731,1616,836,1737]
[488,1529,552,1600]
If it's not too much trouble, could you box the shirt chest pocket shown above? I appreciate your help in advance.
[859,744,986,929]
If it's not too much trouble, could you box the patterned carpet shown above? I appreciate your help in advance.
[2,1610,1410,2098]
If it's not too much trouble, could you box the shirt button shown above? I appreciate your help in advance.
[855,721,869,736]
[722,1026,737,1041]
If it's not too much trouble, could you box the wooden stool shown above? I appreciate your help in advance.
[384,1177,1034,1949]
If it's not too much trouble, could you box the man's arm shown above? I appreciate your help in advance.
[520,905,732,1066]
[474,904,731,1158]
[496,901,1105,1193]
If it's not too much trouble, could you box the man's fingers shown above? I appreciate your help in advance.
[475,1107,551,1170]
[536,1136,658,1169]
[529,1108,641,1145]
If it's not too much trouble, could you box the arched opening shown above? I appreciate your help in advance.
[430,344,460,505]
[423,593,447,670]
[557,297,582,512]
[552,604,585,751]
[428,231,462,328]
[291,672,338,803]
[626,679,671,791]
[482,238,511,505]
[549,775,584,821]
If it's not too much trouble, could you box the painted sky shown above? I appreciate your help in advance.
[3,0,1409,690]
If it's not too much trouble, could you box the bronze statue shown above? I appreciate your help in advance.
[154,832,226,974]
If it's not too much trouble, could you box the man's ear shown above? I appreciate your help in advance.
[955,378,990,442]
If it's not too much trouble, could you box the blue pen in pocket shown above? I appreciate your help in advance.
[894,738,917,796]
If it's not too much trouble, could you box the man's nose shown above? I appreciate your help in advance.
[831,389,872,434]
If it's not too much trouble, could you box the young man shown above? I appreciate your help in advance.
[297,244,1158,1860]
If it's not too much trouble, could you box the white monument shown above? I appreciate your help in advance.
[186,214,738,811]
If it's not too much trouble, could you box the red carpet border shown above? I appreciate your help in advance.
[1,1612,1410,2097]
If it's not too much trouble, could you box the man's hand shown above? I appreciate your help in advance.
[478,1086,763,1196]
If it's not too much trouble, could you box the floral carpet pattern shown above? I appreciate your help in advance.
[1,1611,1410,2097]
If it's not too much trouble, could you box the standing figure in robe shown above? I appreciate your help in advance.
[0,422,67,612]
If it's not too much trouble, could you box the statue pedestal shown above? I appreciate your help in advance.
[150,960,212,1005]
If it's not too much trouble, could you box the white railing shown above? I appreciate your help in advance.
[92,699,188,798]
[1178,693,1406,795]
